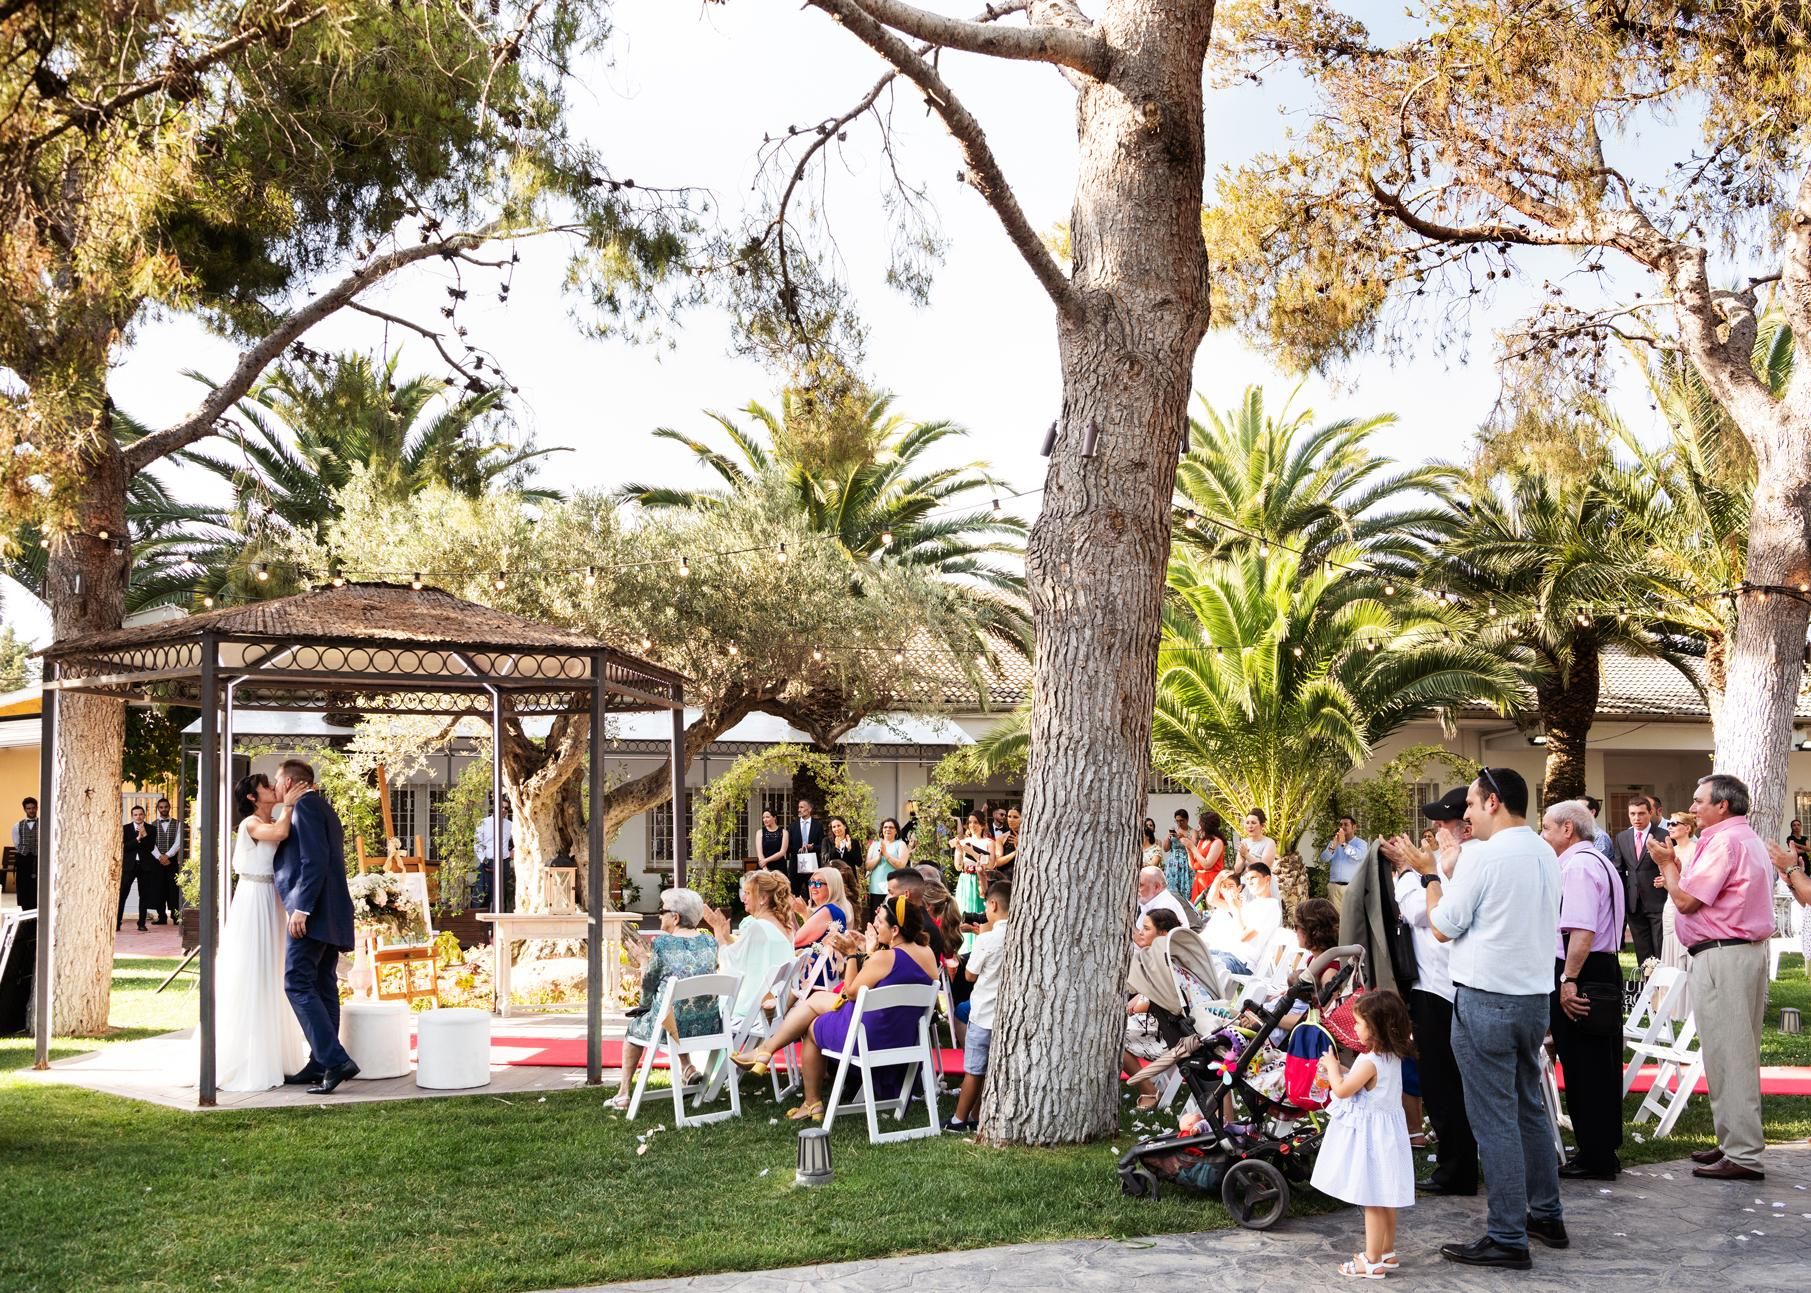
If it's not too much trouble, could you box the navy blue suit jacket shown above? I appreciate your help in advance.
[274,792,355,951]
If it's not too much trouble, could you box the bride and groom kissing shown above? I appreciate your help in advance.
[217,758,360,1094]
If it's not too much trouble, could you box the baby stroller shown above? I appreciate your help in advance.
[1116,943,1367,1230]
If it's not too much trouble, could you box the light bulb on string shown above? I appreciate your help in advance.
[585,565,597,587]
[493,571,506,591]
[893,649,905,664]
[1259,540,1270,557]
[331,569,347,588]
[812,645,824,662]
[1487,601,1498,617]
[1383,582,1396,596]
[678,555,690,578]
[1183,514,1198,531]
[410,572,424,590]
[726,641,739,656]
[992,497,1003,517]
[1799,582,1809,594]
[255,562,270,582]
[1291,645,1303,658]
[776,542,788,564]
[202,594,215,609]
[879,530,893,548]
[640,637,652,652]
[97,528,109,541]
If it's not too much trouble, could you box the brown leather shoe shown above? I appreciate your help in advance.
[1689,1147,1725,1165]
[1693,1158,1763,1181]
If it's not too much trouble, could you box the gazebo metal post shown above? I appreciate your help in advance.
[586,659,605,1085]
[669,687,686,889]
[489,685,504,918]
[33,662,56,1069]
[196,635,220,1106]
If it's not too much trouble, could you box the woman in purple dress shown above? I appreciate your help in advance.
[729,894,941,1121]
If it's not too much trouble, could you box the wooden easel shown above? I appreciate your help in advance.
[355,764,441,1006]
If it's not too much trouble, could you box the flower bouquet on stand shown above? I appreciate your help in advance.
[347,872,425,998]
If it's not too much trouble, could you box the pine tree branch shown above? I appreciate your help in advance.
[841,0,1107,75]
[810,0,1080,317]
[122,231,488,474]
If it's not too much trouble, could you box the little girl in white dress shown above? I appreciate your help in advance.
[1309,990,1416,1279]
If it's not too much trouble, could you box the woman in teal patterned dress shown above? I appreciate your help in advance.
[610,888,721,1109]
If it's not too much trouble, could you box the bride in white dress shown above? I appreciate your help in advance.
[215,773,310,1091]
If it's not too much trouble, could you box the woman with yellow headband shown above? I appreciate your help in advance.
[730,893,941,1121]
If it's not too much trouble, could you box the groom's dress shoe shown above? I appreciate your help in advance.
[306,1061,360,1095]
[284,1067,324,1086]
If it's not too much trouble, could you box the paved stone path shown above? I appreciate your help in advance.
[555,1143,1811,1293]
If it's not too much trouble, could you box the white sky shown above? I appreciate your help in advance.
[3,1,1666,648]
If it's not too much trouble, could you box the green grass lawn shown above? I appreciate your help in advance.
[0,955,1806,1293]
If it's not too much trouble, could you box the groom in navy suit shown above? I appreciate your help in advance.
[272,758,360,1094]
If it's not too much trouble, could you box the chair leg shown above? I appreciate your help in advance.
[920,1041,940,1134]
[625,1030,660,1121]
[862,1060,885,1144]
[1654,1058,1703,1138]
[668,1037,690,1129]
[822,1050,853,1135]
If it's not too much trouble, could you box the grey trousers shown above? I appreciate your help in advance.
[1688,940,1768,1170]
[1452,985,1562,1247]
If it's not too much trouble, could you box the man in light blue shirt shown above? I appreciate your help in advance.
[1318,814,1367,906]
[1396,766,1564,1270]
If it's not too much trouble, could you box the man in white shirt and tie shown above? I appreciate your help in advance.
[786,798,821,898]
[474,800,514,912]
[1397,766,1564,1271]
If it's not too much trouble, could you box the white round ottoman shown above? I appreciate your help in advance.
[338,1000,411,1079]
[415,1007,492,1090]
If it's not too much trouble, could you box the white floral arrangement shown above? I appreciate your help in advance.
[348,871,423,936]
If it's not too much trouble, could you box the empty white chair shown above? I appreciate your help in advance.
[624,972,744,1128]
[820,982,942,1144]
[1629,1010,1705,1137]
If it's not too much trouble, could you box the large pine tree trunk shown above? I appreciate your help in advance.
[1714,458,1811,836]
[45,428,131,1036]
[1538,650,1599,806]
[980,1,1216,1147]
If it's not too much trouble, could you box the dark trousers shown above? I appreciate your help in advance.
[284,936,353,1071]
[1552,952,1623,1173]
[146,862,175,920]
[1629,910,1665,967]
[116,861,146,928]
[1411,988,1478,1193]
[14,856,35,911]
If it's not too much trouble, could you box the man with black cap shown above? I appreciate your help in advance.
[1387,787,1479,1196]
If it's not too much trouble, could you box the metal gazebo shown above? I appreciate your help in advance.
[33,582,688,1105]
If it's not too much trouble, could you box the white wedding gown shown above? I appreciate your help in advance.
[215,815,309,1091]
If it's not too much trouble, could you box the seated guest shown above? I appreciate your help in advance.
[1122,908,1186,1108]
[701,870,796,1020]
[1137,865,1194,929]
[1242,862,1284,948]
[730,895,944,1121]
[1540,798,1626,1180]
[611,888,720,1109]
[1203,872,1260,975]
[791,867,851,949]
[1239,897,1342,1037]
[945,881,1011,1132]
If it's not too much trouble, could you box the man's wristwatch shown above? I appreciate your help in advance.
[1420,873,1440,888]
[1558,974,1574,987]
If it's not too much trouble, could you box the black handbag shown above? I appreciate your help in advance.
[1574,979,1624,1037]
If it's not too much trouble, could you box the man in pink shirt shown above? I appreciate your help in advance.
[1652,773,1774,1181]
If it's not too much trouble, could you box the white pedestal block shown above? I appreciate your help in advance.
[415,1007,492,1090]
[339,1000,411,1079]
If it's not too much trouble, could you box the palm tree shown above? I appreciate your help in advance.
[1432,469,1699,804]
[1174,386,1459,578]
[619,387,1031,650]
[1152,543,1520,906]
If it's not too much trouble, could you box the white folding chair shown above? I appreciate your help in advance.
[1629,1009,1705,1138]
[1538,1044,1568,1165]
[1224,926,1299,999]
[703,956,798,1103]
[1768,894,1803,979]
[625,972,744,1128]
[1621,965,1684,1095]
[820,982,942,1144]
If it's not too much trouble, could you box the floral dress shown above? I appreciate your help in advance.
[625,930,721,1045]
